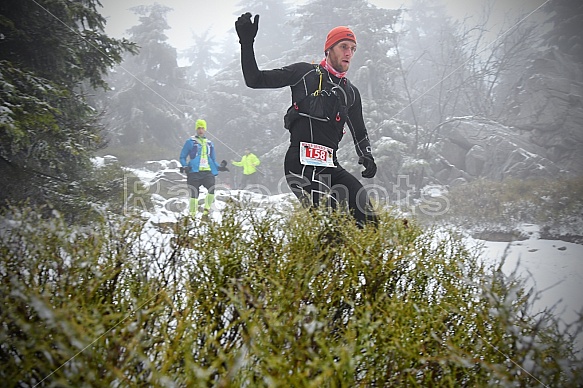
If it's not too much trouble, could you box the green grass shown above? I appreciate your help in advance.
[1,203,581,386]
[417,176,583,238]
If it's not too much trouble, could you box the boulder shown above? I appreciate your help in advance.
[449,177,468,187]
[437,118,566,184]
[103,155,118,166]
[440,139,466,170]
[148,178,189,199]
[167,160,180,169]
[145,160,165,172]
[154,170,184,182]
[164,197,188,213]
[504,48,583,173]
[465,145,486,176]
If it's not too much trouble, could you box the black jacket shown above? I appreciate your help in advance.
[241,43,373,160]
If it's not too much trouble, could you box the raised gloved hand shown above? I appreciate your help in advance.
[235,12,259,44]
[218,160,230,172]
[359,154,377,178]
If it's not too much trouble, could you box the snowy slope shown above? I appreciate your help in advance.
[473,228,583,350]
[121,158,583,352]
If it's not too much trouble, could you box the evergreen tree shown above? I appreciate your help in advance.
[102,3,195,162]
[197,1,299,176]
[495,0,583,173]
[198,0,401,190]
[391,0,469,134]
[182,28,220,89]
[0,0,135,211]
[543,0,583,65]
[235,0,295,61]
[486,18,540,121]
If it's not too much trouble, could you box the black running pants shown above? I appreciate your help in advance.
[284,147,377,226]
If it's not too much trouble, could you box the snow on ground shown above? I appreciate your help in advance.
[123,159,583,352]
[466,224,583,351]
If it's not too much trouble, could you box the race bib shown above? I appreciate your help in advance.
[199,155,209,170]
[299,142,335,167]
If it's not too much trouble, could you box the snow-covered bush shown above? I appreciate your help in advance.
[423,176,583,243]
[1,204,581,386]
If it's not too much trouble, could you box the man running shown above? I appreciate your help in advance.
[235,13,378,226]
[232,148,261,189]
[179,119,219,219]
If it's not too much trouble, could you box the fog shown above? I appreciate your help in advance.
[100,0,547,53]
[94,0,582,185]
[2,1,581,382]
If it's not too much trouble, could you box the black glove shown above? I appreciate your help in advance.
[218,160,230,172]
[235,12,259,44]
[180,166,190,174]
[359,155,377,178]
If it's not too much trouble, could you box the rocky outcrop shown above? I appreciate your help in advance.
[504,48,583,173]
[145,159,180,172]
[148,169,188,199]
[436,118,564,184]
[433,48,583,185]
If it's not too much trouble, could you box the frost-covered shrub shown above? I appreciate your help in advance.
[425,177,583,230]
[0,204,581,386]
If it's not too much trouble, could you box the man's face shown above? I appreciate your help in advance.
[197,127,206,136]
[327,40,357,73]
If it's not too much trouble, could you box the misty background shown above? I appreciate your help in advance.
[2,1,583,383]
[94,0,581,194]
[99,0,547,55]
[1,0,581,219]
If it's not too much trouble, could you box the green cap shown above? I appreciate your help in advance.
[195,119,207,130]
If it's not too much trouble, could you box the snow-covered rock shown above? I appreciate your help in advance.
[439,118,564,183]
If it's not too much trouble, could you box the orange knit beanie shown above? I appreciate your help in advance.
[324,26,357,53]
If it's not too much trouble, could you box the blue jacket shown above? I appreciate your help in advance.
[179,136,219,176]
